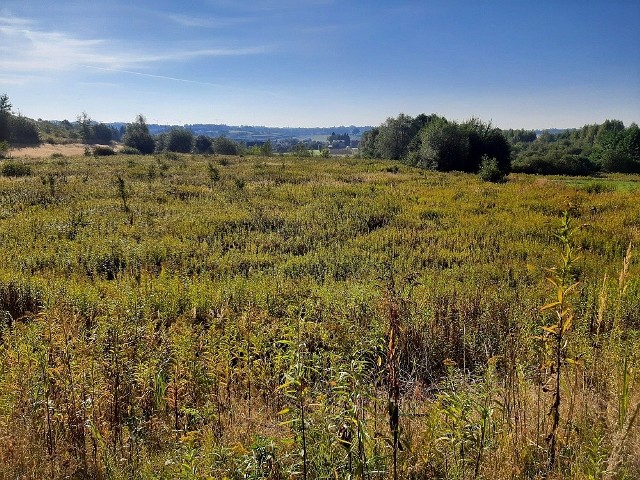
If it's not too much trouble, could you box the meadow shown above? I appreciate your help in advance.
[0,152,639,479]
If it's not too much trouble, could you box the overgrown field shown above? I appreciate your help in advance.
[0,153,639,479]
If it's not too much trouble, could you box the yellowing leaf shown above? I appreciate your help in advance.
[230,442,248,456]
[541,301,561,311]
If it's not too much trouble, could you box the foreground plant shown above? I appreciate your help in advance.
[540,211,579,471]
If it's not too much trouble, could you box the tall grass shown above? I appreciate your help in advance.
[0,153,638,478]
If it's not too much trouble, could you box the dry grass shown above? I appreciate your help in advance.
[7,143,89,158]
[0,153,638,479]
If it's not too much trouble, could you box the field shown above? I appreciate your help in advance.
[0,153,639,479]
[7,143,90,159]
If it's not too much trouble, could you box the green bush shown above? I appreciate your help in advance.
[1,161,31,177]
[0,140,8,158]
[581,181,615,194]
[120,146,141,155]
[478,156,506,183]
[93,146,115,156]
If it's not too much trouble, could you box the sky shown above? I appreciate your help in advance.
[0,0,639,129]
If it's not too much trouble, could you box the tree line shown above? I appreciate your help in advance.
[0,94,40,147]
[120,114,246,155]
[507,120,640,175]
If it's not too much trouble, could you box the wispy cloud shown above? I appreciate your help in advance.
[162,12,253,28]
[0,14,271,75]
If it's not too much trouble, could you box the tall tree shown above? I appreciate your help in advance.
[93,123,113,144]
[416,118,470,171]
[462,118,512,173]
[77,112,93,144]
[375,114,419,160]
[0,94,11,143]
[123,115,155,154]
[359,127,380,158]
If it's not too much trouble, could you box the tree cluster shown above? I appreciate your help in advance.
[510,120,640,175]
[0,94,40,146]
[122,115,156,154]
[361,113,511,174]
[76,112,120,145]
[328,132,351,145]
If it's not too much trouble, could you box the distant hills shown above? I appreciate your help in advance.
[106,123,372,143]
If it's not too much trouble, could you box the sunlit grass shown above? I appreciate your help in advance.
[0,153,639,479]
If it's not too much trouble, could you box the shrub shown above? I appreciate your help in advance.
[1,161,31,177]
[581,181,615,194]
[511,153,597,176]
[120,146,141,155]
[0,140,8,158]
[478,156,506,183]
[93,146,115,156]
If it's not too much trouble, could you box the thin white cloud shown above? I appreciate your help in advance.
[0,15,271,75]
[163,12,253,28]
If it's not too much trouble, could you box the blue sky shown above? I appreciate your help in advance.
[1,0,638,128]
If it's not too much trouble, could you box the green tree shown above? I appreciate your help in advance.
[167,127,194,153]
[93,123,113,144]
[291,142,311,157]
[77,112,93,144]
[213,136,239,155]
[415,118,470,171]
[462,118,512,173]
[9,115,40,145]
[123,115,155,154]
[359,127,380,158]
[0,94,11,143]
[621,123,640,163]
[375,113,420,160]
[260,140,273,156]
[194,135,213,154]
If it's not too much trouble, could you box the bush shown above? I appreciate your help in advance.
[0,140,8,158]
[478,156,507,183]
[581,182,615,194]
[120,146,141,155]
[1,161,31,177]
[93,146,115,156]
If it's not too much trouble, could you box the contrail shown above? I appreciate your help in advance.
[80,65,230,87]
[79,64,279,96]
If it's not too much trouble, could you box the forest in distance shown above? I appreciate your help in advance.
[0,91,640,479]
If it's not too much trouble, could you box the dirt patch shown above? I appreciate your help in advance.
[7,143,88,158]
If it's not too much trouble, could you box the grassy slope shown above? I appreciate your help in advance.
[0,153,639,479]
